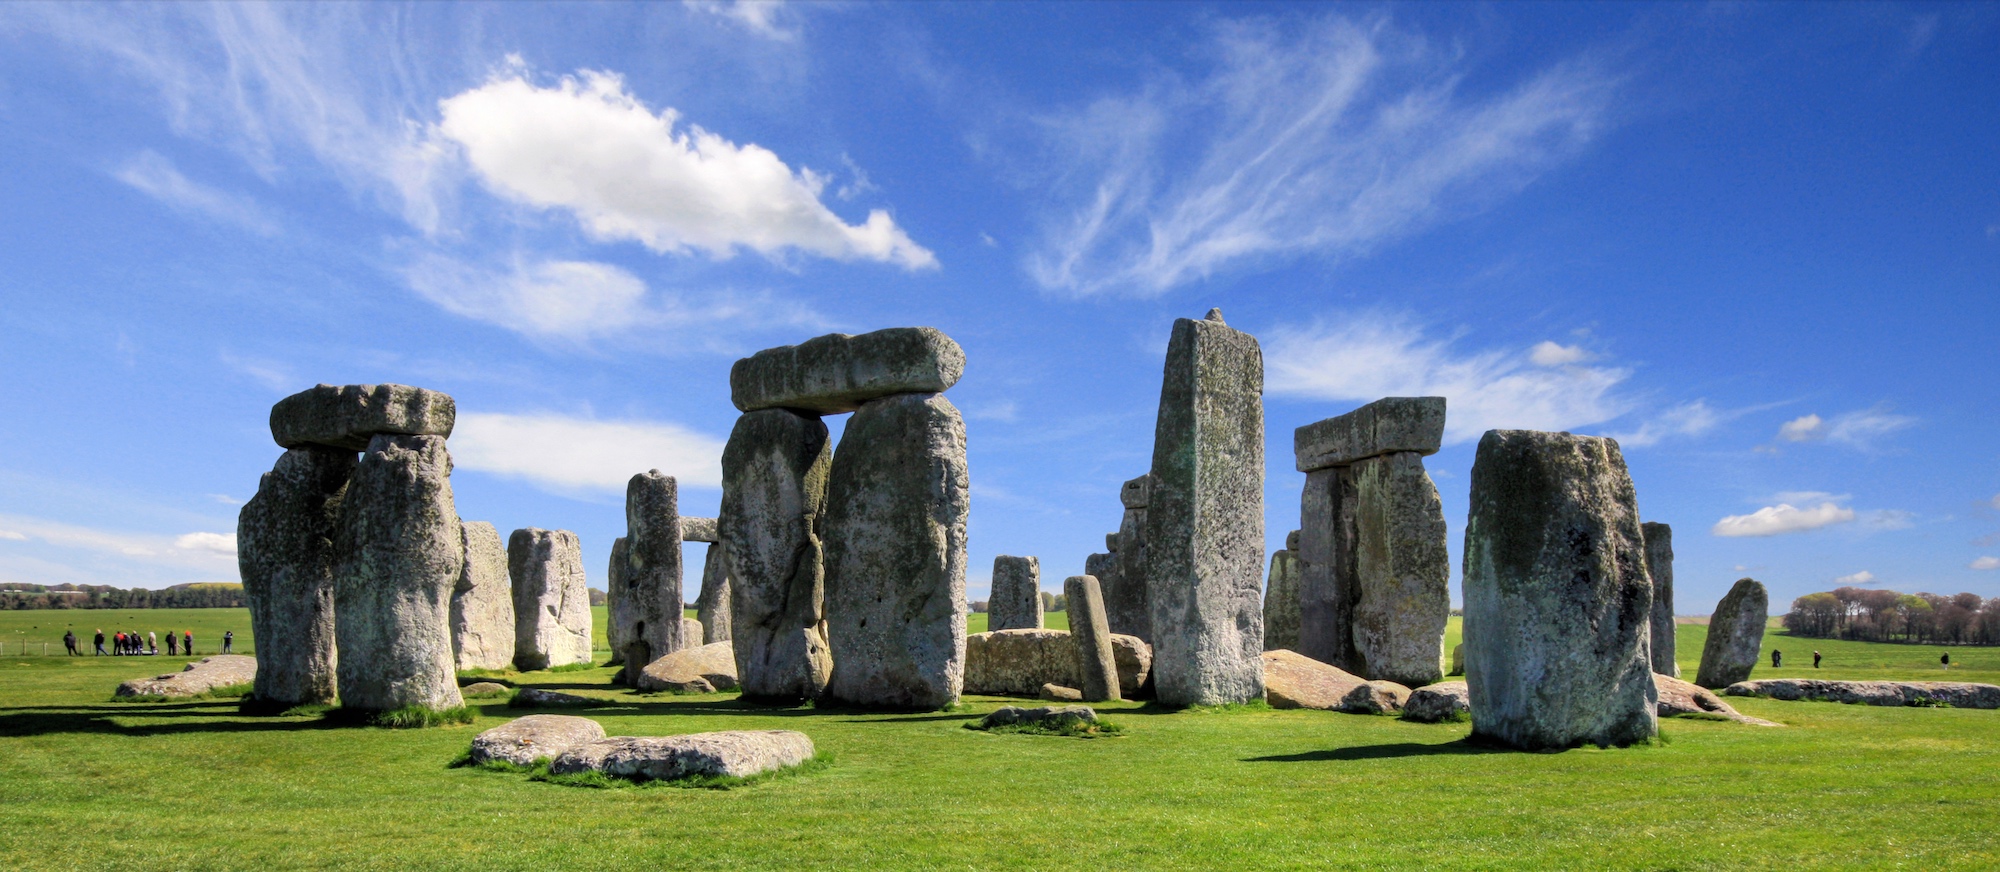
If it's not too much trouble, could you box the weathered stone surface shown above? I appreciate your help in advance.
[823,392,969,709]
[467,715,606,766]
[1262,548,1301,653]
[963,629,1151,698]
[115,655,258,698]
[1039,683,1083,702]
[1695,578,1768,690]
[1120,473,1152,509]
[1725,679,2000,709]
[694,543,732,644]
[1105,533,1119,553]
[509,528,592,672]
[1260,650,1367,710]
[1293,397,1445,472]
[989,556,1043,632]
[1655,674,1778,725]
[605,537,630,667]
[730,327,966,415]
[1401,681,1472,723]
[682,616,703,647]
[1065,575,1121,703]
[461,681,511,697]
[681,516,718,544]
[637,641,740,694]
[1643,522,1678,678]
[514,687,599,708]
[551,731,816,781]
[719,409,833,703]
[334,434,465,712]
[1342,680,1411,715]
[611,471,685,679]
[1463,430,1657,751]
[1346,452,1450,687]
[1296,466,1357,672]
[1449,644,1464,676]
[238,445,351,707]
[270,383,455,451]
[1286,530,1299,551]
[451,521,514,672]
[977,705,1097,729]
[1146,316,1266,707]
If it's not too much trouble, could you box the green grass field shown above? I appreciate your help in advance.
[0,608,1994,869]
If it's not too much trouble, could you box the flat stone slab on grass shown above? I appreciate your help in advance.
[1402,682,1471,723]
[637,641,739,694]
[550,730,816,781]
[1039,683,1083,702]
[1261,649,1366,710]
[1656,674,1779,726]
[468,715,607,766]
[115,655,258,698]
[730,327,966,415]
[976,705,1098,730]
[461,681,512,698]
[1343,680,1412,715]
[512,688,602,708]
[1726,679,2000,709]
[270,383,456,451]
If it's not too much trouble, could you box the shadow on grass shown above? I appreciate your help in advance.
[0,707,348,738]
[1246,739,1510,762]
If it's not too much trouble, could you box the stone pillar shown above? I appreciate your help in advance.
[1262,531,1302,653]
[1105,473,1153,643]
[1695,578,1768,689]
[1296,467,1357,670]
[333,435,465,712]
[1642,522,1677,678]
[450,520,514,672]
[695,545,733,645]
[988,556,1043,632]
[509,528,593,671]
[238,445,353,708]
[616,470,685,679]
[719,409,834,703]
[1065,575,1121,703]
[605,537,630,666]
[1463,429,1656,751]
[823,392,970,709]
[1145,310,1265,707]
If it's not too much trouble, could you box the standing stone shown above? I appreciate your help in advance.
[730,327,966,415]
[1346,452,1450,687]
[1105,474,1152,643]
[1296,466,1356,671]
[719,409,834,702]
[450,521,514,672]
[695,544,733,644]
[238,445,353,708]
[1262,531,1302,653]
[509,528,593,671]
[1145,312,1266,707]
[1064,575,1121,703]
[1695,578,1769,690]
[1643,522,1678,678]
[616,471,685,677]
[988,556,1043,632]
[334,435,465,712]
[605,537,630,666]
[1463,430,1657,750]
[823,392,970,709]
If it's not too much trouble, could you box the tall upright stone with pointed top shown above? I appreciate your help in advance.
[1463,429,1657,751]
[509,528,593,672]
[1642,522,1678,678]
[334,434,466,712]
[989,556,1043,632]
[1145,310,1266,707]
[1065,575,1122,703]
[1263,531,1302,653]
[450,520,514,672]
[239,445,354,708]
[611,470,684,679]
[719,409,834,702]
[1696,578,1768,690]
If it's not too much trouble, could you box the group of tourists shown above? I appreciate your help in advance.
[64,628,205,657]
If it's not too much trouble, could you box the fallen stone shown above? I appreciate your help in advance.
[461,681,511,698]
[977,705,1097,729]
[637,641,740,694]
[963,629,1151,698]
[612,471,685,678]
[1039,683,1083,702]
[451,521,515,673]
[730,327,966,415]
[681,516,718,544]
[719,408,834,703]
[550,731,816,781]
[1066,574,1121,702]
[270,383,455,451]
[334,434,465,712]
[822,392,969,709]
[1293,396,1445,472]
[238,445,351,708]
[1260,649,1367,711]
[509,528,593,672]
[989,555,1044,632]
[1655,674,1778,725]
[1643,522,1678,678]
[1725,679,2000,709]
[467,714,606,766]
[1345,451,1450,688]
[1695,578,1768,690]
[1146,315,1266,706]
[1342,680,1412,715]
[694,543,732,644]
[513,687,600,708]
[115,655,258,699]
[1262,547,1301,653]
[1401,682,1472,723]
[1462,430,1657,751]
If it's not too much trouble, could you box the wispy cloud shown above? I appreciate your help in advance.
[1712,501,1856,538]
[1027,14,1618,296]
[112,150,277,235]
[1608,400,1723,448]
[1834,570,1876,585]
[219,350,296,391]
[1773,406,1916,450]
[0,514,238,566]
[450,412,727,496]
[684,0,799,42]
[1266,314,1631,443]
[1972,556,2000,571]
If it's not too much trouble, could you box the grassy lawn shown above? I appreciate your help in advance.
[0,608,1994,869]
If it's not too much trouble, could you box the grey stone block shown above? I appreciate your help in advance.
[1296,466,1359,672]
[334,435,465,712]
[730,327,965,414]
[1120,473,1152,509]
[989,556,1043,632]
[1346,452,1449,688]
[1642,522,1678,678]
[509,528,593,672]
[1065,575,1121,703]
[719,409,833,703]
[1696,578,1768,690]
[238,445,352,708]
[1293,397,1445,472]
[681,516,718,543]
[451,521,515,672]
[614,471,685,679]
[1262,548,1301,653]
[695,543,732,645]
[270,383,455,451]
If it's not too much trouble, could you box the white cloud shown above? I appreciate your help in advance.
[436,70,935,270]
[1774,407,1915,449]
[0,515,238,567]
[1266,314,1631,443]
[206,494,244,507]
[173,532,238,556]
[1528,341,1591,367]
[1972,556,2000,571]
[1712,502,1856,538]
[1027,15,1616,296]
[112,150,277,235]
[0,530,26,541]
[1777,414,1823,442]
[1608,400,1725,448]
[685,0,798,41]
[1834,570,1876,585]
[451,412,726,495]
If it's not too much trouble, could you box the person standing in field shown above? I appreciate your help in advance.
[63,630,78,656]
[1771,650,1782,668]
[222,630,233,654]
[1942,652,1951,669]
[165,631,176,656]
[148,631,157,654]
[1812,650,1821,669]
[183,631,193,655]
[93,630,106,656]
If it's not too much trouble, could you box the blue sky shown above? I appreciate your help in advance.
[2,2,1996,615]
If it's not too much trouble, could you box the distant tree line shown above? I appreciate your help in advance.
[0,582,245,610]
[1785,586,2000,645]
[968,592,1069,614]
